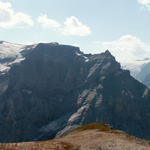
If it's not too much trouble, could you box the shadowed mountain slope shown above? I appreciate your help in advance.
[0,43,150,142]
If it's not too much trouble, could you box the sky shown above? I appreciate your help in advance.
[0,0,150,64]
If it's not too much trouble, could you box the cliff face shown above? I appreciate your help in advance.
[0,43,150,142]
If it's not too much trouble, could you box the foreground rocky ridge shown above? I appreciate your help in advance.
[0,123,150,150]
[0,43,150,142]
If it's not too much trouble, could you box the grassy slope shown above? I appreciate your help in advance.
[0,123,150,150]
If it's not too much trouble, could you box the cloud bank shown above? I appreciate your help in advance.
[62,16,91,36]
[37,14,61,29]
[138,0,150,10]
[37,15,91,36]
[95,35,150,64]
[0,1,34,28]
[0,1,91,36]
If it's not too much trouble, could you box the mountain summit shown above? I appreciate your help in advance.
[0,43,150,142]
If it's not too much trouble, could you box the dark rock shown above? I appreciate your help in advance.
[0,43,150,142]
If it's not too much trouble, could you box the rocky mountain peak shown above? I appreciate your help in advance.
[0,43,150,143]
[104,49,112,56]
[33,43,82,58]
[0,41,4,44]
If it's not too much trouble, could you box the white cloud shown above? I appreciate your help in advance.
[95,35,150,64]
[138,0,150,10]
[37,14,61,29]
[0,1,33,28]
[37,15,91,37]
[62,16,91,36]
[138,0,150,5]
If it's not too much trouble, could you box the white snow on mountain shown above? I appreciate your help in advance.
[0,41,35,73]
[0,41,25,59]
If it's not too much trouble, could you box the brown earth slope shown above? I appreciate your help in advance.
[0,123,150,150]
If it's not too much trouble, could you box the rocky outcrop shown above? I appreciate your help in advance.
[0,43,150,142]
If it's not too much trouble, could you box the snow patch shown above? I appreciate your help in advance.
[0,41,25,59]
[0,64,10,72]
[0,41,35,72]
[76,52,81,56]
[83,56,89,62]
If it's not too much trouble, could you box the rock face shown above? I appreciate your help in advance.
[0,43,150,142]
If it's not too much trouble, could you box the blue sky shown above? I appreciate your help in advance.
[1,0,150,63]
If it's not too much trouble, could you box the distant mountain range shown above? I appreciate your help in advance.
[135,62,150,87]
[0,42,150,142]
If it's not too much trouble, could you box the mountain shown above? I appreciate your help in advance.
[0,123,150,150]
[129,62,150,87]
[0,41,36,95]
[136,62,150,81]
[143,74,150,87]
[122,58,150,78]
[135,62,150,87]
[0,43,150,142]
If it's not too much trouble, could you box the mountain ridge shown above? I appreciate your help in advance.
[0,43,150,142]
